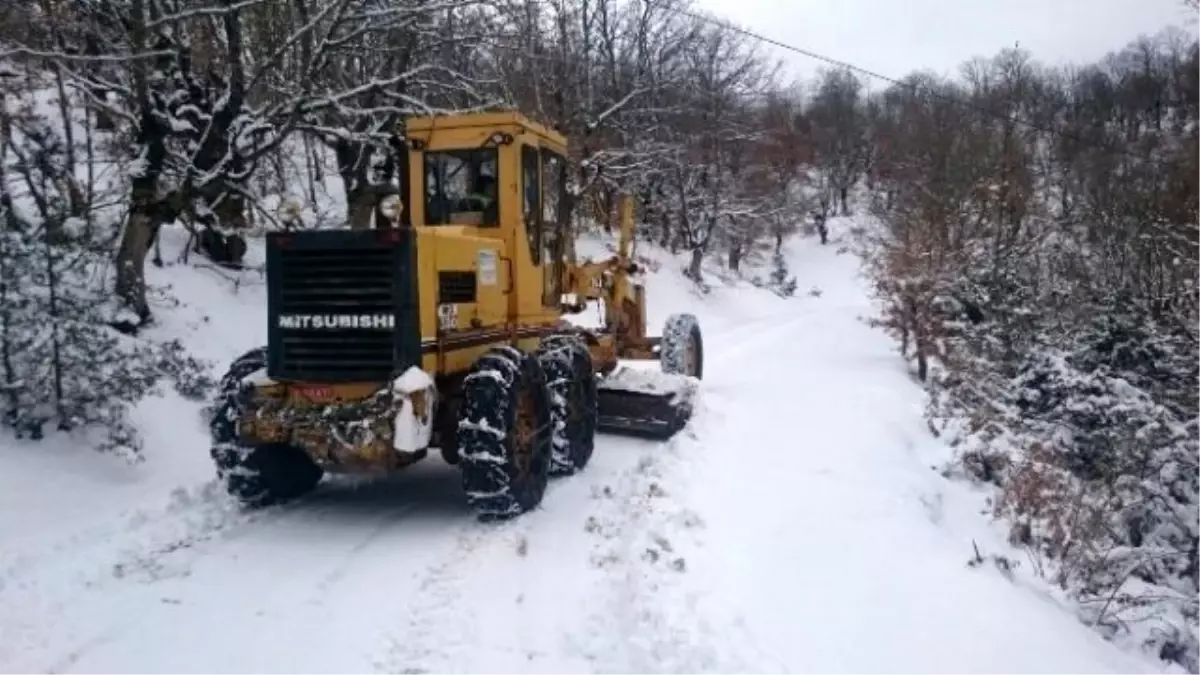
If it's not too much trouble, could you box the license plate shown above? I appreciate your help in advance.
[296,385,333,399]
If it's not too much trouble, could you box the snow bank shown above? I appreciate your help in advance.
[0,224,267,570]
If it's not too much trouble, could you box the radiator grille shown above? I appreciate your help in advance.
[275,247,396,381]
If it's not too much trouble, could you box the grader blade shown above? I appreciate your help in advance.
[595,366,698,440]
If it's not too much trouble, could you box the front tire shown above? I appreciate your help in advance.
[208,347,323,507]
[537,333,598,476]
[457,346,554,520]
[660,313,704,379]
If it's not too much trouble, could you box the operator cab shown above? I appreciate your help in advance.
[402,111,571,311]
[402,110,568,228]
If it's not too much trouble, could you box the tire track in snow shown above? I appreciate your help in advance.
[578,405,785,673]
[303,501,422,607]
[6,480,431,673]
[581,432,715,672]
[373,527,493,673]
[368,317,802,673]
[0,481,242,586]
[0,480,265,670]
[369,509,592,674]
[573,315,805,672]
[704,312,812,376]
[0,474,340,607]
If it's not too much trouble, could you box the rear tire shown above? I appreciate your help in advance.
[660,313,704,379]
[457,346,554,520]
[208,347,323,507]
[537,334,598,476]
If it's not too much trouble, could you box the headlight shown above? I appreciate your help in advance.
[277,196,303,224]
[379,194,403,221]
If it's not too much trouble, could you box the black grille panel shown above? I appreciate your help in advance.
[438,270,476,303]
[274,246,396,381]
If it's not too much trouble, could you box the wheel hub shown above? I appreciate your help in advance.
[512,386,537,478]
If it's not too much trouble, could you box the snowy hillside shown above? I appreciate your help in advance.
[0,217,1169,673]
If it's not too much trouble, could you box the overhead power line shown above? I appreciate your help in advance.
[673,6,918,91]
[664,4,1182,161]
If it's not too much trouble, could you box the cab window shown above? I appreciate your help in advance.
[424,148,498,226]
[521,144,540,263]
[541,149,565,228]
[540,149,567,305]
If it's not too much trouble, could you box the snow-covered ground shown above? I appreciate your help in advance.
[0,218,1170,673]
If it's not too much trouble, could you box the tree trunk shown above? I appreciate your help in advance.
[347,191,375,229]
[0,229,18,415]
[687,246,703,280]
[305,135,321,205]
[905,294,929,382]
[337,140,375,229]
[113,0,160,332]
[214,194,247,231]
[114,104,169,330]
[114,208,156,329]
[914,335,929,382]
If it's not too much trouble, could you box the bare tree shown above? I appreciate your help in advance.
[807,67,865,215]
[2,0,499,328]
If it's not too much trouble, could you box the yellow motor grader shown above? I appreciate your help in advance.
[209,110,703,520]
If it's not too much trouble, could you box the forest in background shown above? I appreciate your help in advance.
[859,21,1199,672]
[0,0,1196,668]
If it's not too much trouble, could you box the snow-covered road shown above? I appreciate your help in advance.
[0,223,1163,673]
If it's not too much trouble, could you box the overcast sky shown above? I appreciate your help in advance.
[694,0,1199,85]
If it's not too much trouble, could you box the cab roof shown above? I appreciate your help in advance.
[405,110,568,149]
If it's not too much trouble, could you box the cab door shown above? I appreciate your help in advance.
[539,148,568,310]
[519,144,545,316]
[519,144,568,315]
